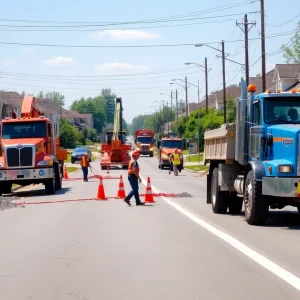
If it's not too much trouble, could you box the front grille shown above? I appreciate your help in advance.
[6,146,33,167]
[141,145,149,151]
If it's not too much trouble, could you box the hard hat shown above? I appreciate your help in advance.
[132,150,140,156]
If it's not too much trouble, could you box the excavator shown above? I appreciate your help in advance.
[0,96,67,195]
[100,97,131,170]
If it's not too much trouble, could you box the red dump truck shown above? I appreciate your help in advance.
[134,129,155,157]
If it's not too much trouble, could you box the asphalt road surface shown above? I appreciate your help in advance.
[1,156,300,299]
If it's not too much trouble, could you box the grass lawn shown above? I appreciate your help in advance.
[67,166,79,173]
[185,165,208,172]
[184,154,203,162]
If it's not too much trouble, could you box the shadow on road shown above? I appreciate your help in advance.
[13,187,71,198]
[233,210,300,230]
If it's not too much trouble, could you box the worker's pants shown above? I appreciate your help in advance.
[125,174,141,204]
[170,163,179,172]
[82,166,88,181]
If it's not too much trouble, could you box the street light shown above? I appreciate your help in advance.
[195,41,227,123]
[173,78,201,157]
[185,61,210,114]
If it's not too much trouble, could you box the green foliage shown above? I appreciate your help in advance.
[101,88,116,125]
[59,118,79,148]
[35,90,65,107]
[282,21,300,64]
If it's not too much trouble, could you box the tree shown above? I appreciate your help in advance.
[59,118,79,148]
[36,91,44,99]
[101,88,116,125]
[45,91,65,107]
[282,21,300,63]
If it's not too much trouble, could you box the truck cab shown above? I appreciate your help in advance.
[204,80,300,225]
[158,137,184,169]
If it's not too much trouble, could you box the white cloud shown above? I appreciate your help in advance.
[44,56,77,66]
[94,62,148,73]
[89,29,160,40]
[22,47,35,53]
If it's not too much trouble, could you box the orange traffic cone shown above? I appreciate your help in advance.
[63,164,69,179]
[145,177,155,203]
[116,175,126,198]
[96,176,107,200]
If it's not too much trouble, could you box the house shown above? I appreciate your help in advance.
[272,64,300,91]
[60,108,94,129]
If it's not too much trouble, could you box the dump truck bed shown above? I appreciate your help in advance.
[203,123,236,163]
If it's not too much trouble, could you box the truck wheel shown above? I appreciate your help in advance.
[45,170,56,195]
[1,183,12,194]
[244,170,269,225]
[71,158,75,164]
[211,167,228,214]
[228,192,243,214]
[150,152,153,157]
[55,164,62,190]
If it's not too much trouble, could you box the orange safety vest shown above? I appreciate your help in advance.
[80,155,89,167]
[128,159,139,175]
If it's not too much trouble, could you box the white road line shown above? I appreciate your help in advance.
[140,175,300,292]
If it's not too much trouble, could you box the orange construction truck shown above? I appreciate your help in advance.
[134,129,155,157]
[0,96,67,195]
[158,137,184,170]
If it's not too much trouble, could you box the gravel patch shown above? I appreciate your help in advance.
[0,195,19,211]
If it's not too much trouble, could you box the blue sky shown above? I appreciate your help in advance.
[0,0,299,122]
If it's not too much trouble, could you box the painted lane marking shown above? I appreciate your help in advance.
[140,175,300,292]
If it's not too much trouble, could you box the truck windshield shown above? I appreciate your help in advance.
[264,97,300,124]
[161,140,182,149]
[137,136,153,144]
[2,121,47,139]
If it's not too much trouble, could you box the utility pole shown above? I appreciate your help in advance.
[185,76,188,120]
[176,89,178,129]
[260,0,266,91]
[237,14,256,86]
[197,79,200,157]
[205,57,208,114]
[222,40,226,124]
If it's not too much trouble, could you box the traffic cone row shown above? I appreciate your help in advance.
[95,174,155,203]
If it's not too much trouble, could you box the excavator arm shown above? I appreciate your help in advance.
[21,96,41,118]
[112,97,122,141]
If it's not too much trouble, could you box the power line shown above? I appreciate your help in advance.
[266,33,300,56]
[266,12,300,27]
[0,29,297,48]
[0,18,247,32]
[0,1,258,25]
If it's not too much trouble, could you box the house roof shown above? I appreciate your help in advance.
[249,69,275,93]
[35,98,59,114]
[273,64,300,80]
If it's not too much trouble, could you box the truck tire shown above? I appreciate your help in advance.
[1,183,12,194]
[55,164,62,190]
[45,169,56,195]
[150,152,153,157]
[228,192,243,214]
[244,170,269,225]
[211,167,228,214]
[71,158,75,164]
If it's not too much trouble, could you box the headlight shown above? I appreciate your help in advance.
[278,165,292,173]
[162,154,168,159]
[136,147,140,151]
[150,147,153,151]
[37,155,54,166]
[0,163,3,168]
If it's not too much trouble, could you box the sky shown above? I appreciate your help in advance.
[0,0,299,123]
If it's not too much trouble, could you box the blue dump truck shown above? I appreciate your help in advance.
[204,78,300,225]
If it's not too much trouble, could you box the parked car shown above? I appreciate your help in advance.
[71,147,92,164]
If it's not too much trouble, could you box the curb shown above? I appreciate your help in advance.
[184,168,208,175]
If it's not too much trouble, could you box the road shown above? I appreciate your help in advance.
[1,156,300,299]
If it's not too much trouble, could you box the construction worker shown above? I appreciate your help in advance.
[168,148,181,175]
[124,150,145,206]
[80,153,90,182]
